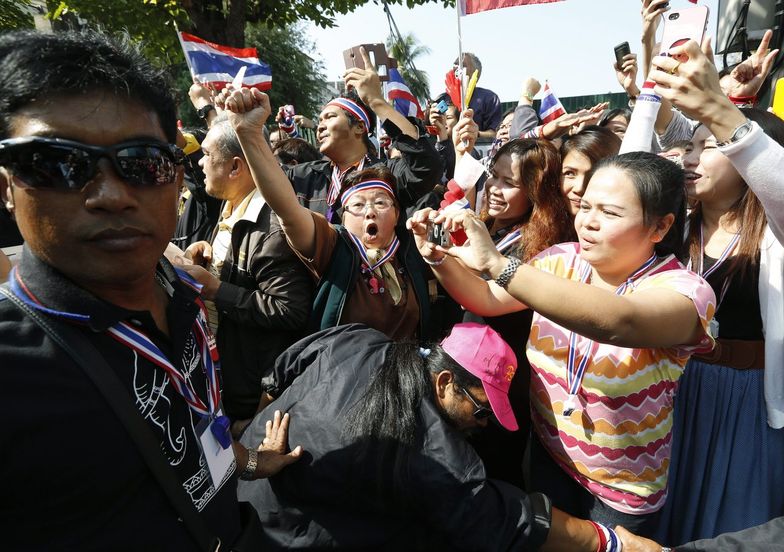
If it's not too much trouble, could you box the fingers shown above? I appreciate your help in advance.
[757,29,772,58]
[358,46,373,69]
[260,410,290,453]
[761,48,780,77]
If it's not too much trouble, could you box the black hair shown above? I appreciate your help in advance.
[686,108,784,283]
[344,341,480,448]
[334,88,378,157]
[433,92,453,107]
[273,138,322,166]
[560,125,622,182]
[0,29,177,142]
[595,152,687,259]
[599,108,633,127]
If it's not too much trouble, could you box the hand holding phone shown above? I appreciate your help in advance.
[343,43,390,81]
[614,42,631,67]
[660,5,710,61]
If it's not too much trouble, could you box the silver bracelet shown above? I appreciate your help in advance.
[423,255,447,267]
[494,256,521,289]
[239,447,258,480]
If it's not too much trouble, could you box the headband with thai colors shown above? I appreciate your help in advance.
[340,179,395,207]
[327,98,371,133]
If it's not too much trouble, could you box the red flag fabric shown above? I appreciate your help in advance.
[445,69,463,111]
[460,0,564,16]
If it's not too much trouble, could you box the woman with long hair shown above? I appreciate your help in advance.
[408,151,716,536]
[462,138,574,487]
[559,126,622,217]
[648,40,784,545]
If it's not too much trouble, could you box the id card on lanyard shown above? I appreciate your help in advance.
[107,301,235,486]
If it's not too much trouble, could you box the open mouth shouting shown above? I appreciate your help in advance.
[363,222,379,243]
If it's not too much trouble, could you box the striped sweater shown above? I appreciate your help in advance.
[526,243,716,515]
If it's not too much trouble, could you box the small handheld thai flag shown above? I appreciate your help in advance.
[538,82,566,124]
[178,32,272,91]
[386,68,425,120]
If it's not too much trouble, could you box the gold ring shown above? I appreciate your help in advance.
[669,61,681,75]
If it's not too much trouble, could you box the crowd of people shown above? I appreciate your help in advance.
[1,0,783,550]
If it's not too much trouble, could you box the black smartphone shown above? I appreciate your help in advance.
[614,41,631,66]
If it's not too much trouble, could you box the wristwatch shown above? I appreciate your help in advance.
[239,447,258,480]
[716,119,752,147]
[197,104,215,121]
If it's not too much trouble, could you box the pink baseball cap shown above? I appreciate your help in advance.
[440,323,519,431]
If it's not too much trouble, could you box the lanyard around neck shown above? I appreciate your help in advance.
[348,232,400,273]
[563,253,658,416]
[688,224,741,307]
[10,267,231,447]
[328,157,366,206]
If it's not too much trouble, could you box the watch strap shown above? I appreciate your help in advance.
[717,119,752,147]
[197,104,215,121]
[239,447,258,480]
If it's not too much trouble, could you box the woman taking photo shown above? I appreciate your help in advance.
[648,39,784,545]
[408,151,716,536]
[215,88,432,340]
[463,138,574,487]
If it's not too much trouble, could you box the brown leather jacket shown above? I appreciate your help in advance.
[213,199,313,419]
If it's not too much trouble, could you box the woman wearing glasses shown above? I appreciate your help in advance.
[215,88,432,339]
[408,151,716,537]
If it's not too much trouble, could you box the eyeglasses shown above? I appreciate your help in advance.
[0,137,184,190]
[344,197,396,216]
[459,386,493,421]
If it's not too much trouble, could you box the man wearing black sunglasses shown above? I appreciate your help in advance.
[0,29,299,550]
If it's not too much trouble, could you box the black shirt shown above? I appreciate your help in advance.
[0,248,240,551]
[703,252,764,340]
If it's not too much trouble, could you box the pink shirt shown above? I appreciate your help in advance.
[526,243,716,514]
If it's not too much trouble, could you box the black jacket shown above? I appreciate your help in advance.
[283,118,442,222]
[213,196,313,419]
[238,324,552,551]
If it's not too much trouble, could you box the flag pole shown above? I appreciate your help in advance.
[174,22,197,82]
[455,0,465,111]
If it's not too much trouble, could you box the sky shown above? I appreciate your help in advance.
[307,0,720,102]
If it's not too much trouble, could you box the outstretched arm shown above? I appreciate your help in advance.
[436,209,709,349]
[215,87,318,258]
[407,207,526,317]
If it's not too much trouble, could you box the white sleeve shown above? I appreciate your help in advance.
[720,122,784,245]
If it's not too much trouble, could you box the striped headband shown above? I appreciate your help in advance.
[327,98,371,133]
[340,179,395,207]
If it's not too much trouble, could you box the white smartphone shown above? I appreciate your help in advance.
[660,5,710,58]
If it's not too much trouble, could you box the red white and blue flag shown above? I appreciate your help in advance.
[538,82,567,124]
[178,31,272,91]
[385,68,425,120]
[459,0,564,16]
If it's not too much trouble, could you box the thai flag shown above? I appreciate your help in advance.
[178,32,272,91]
[538,82,566,124]
[459,0,563,16]
[386,68,424,120]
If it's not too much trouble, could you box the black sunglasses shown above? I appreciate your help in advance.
[459,386,493,421]
[0,137,184,190]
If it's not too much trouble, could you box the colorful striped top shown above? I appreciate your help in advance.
[526,243,716,515]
